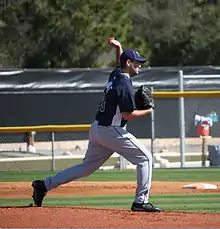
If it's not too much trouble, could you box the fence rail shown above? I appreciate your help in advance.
[0,124,91,133]
[154,91,220,98]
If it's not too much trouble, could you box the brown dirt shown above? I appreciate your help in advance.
[0,181,220,198]
[0,181,220,228]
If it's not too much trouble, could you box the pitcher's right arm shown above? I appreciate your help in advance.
[108,37,123,67]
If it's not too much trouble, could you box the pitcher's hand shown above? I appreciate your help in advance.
[107,37,121,48]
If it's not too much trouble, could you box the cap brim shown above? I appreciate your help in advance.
[135,57,147,63]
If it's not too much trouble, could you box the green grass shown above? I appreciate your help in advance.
[1,193,220,213]
[0,157,118,172]
[165,155,202,162]
[0,155,203,171]
[0,168,220,182]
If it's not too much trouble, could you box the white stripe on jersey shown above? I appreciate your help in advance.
[111,105,122,127]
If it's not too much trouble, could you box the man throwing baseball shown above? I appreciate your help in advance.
[31,38,162,212]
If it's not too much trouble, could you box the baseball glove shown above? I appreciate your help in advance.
[135,85,154,110]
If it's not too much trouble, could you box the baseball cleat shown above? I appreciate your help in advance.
[131,202,162,212]
[32,180,47,207]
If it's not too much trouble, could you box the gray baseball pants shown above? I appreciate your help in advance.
[44,120,153,204]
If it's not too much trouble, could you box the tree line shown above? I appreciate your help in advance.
[0,0,220,68]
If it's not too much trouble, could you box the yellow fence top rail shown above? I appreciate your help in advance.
[153,91,220,98]
[0,124,91,133]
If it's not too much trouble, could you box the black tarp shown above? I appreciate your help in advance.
[1,66,220,93]
[0,66,219,141]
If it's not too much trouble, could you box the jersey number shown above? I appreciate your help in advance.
[99,81,112,113]
[99,93,106,112]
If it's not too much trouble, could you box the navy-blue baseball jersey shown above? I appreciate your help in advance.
[95,68,136,127]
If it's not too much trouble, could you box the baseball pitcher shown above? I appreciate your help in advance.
[31,38,162,212]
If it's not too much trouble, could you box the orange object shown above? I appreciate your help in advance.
[197,122,210,136]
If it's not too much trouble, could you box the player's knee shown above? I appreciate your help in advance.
[141,149,152,161]
[147,152,153,162]
[132,152,152,166]
[80,164,99,178]
[143,151,152,164]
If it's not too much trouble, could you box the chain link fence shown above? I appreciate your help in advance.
[184,96,220,168]
[0,130,122,172]
[1,124,219,172]
[152,136,220,169]
[151,73,220,169]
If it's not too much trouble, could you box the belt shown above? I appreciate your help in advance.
[97,121,109,127]
[96,120,124,128]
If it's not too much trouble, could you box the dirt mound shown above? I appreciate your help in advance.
[0,181,220,227]
[0,207,220,228]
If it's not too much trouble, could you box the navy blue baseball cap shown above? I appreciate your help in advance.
[120,49,147,64]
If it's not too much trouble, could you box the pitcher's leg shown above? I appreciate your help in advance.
[100,129,161,211]
[135,151,152,203]
[118,138,153,204]
[100,126,153,204]
[44,142,112,191]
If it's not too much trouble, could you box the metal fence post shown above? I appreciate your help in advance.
[119,156,127,170]
[178,70,185,168]
[51,132,55,171]
[150,87,155,167]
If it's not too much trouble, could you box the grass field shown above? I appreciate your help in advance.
[0,157,118,171]
[0,193,219,213]
[0,168,220,182]
[0,168,220,213]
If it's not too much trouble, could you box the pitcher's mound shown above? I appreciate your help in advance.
[0,207,220,228]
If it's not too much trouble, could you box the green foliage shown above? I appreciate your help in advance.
[1,0,220,67]
[0,0,138,68]
[133,0,220,66]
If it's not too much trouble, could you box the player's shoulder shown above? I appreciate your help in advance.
[108,66,121,81]
[111,66,121,76]
[115,75,133,92]
[117,73,131,83]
